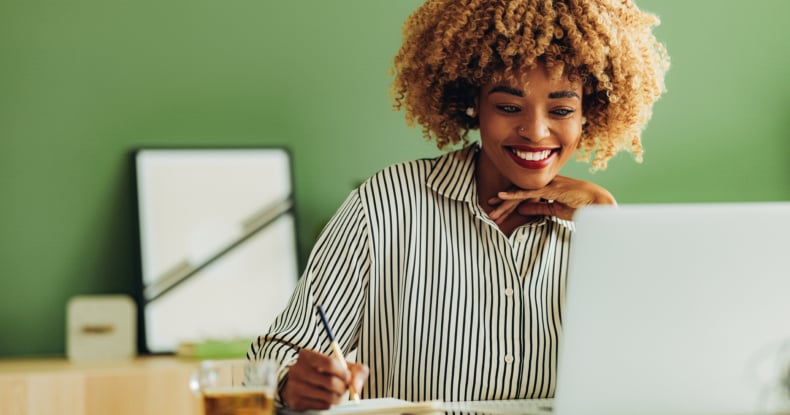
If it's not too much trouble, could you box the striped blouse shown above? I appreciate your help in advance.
[248,143,574,403]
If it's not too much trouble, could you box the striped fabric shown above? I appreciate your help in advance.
[248,143,573,403]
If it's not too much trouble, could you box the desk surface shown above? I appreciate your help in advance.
[0,357,554,415]
[0,355,203,415]
[0,355,224,373]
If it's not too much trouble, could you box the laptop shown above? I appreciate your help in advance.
[553,202,790,415]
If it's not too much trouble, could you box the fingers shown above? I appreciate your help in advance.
[498,189,559,203]
[282,378,341,410]
[488,199,520,223]
[517,201,576,221]
[496,182,611,209]
[281,349,352,410]
[487,177,615,223]
[348,362,370,396]
[489,196,551,224]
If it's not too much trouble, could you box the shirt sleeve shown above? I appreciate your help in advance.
[247,189,372,405]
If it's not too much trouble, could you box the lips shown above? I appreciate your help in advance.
[506,146,559,169]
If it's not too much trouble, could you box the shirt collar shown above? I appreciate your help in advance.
[426,143,480,203]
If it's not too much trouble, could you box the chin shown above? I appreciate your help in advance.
[513,176,553,190]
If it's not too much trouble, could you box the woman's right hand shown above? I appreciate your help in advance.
[487,175,616,223]
[280,349,369,410]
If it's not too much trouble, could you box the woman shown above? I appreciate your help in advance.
[249,0,669,410]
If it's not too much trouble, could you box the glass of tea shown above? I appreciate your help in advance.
[190,359,278,415]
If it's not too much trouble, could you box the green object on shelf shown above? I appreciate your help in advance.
[180,339,251,359]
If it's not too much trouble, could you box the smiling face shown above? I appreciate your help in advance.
[475,64,584,195]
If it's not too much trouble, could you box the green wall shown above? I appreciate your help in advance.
[1,1,788,358]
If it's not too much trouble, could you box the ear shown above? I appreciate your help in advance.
[466,97,480,118]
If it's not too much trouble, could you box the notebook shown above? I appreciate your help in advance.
[553,202,790,415]
[277,398,442,415]
[442,398,554,414]
[279,398,553,415]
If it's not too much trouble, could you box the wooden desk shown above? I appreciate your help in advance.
[0,356,202,415]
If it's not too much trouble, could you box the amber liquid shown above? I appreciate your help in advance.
[202,390,273,415]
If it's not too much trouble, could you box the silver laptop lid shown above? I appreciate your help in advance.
[554,203,790,415]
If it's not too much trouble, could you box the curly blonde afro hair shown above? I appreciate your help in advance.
[390,0,669,170]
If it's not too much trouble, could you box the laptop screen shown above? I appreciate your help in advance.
[554,203,790,415]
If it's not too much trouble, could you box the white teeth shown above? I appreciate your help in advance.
[513,148,552,161]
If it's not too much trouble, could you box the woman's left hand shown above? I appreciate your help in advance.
[487,175,616,223]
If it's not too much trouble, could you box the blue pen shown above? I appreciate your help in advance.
[316,305,360,402]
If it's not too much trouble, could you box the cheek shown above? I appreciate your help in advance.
[560,124,583,148]
[478,117,511,144]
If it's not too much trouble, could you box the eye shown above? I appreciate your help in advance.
[551,108,575,117]
[496,105,521,114]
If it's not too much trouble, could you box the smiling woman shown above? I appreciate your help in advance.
[248,0,669,411]
[474,64,609,233]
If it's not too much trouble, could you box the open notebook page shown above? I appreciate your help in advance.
[277,398,442,415]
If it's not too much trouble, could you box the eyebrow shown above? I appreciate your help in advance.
[488,86,524,97]
[488,85,580,100]
[548,90,580,99]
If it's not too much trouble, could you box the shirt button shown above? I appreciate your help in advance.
[504,354,514,364]
[504,288,514,297]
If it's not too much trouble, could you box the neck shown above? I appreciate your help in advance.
[475,147,514,214]
[474,145,540,237]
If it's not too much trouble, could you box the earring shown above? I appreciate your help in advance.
[518,127,526,134]
[581,116,587,125]
[465,107,476,117]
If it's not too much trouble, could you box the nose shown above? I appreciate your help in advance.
[516,115,550,141]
